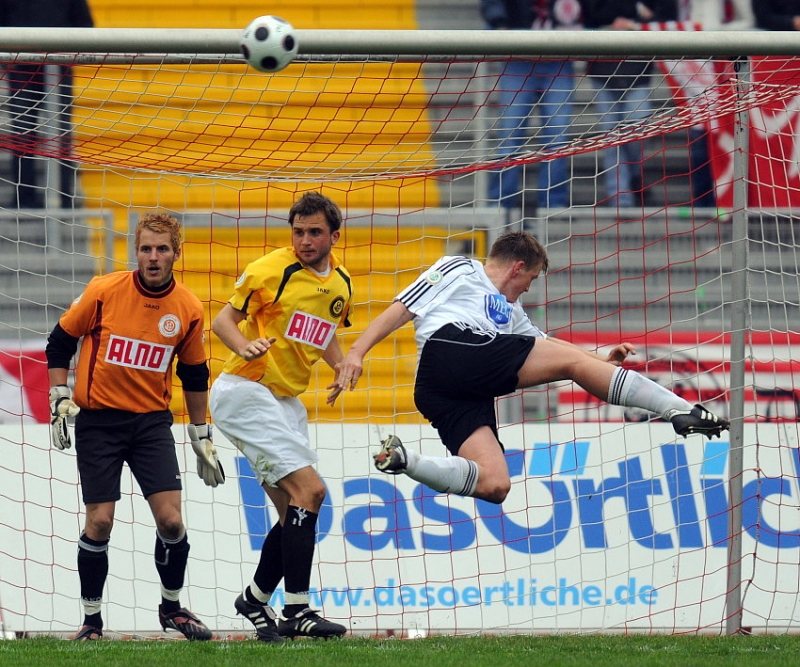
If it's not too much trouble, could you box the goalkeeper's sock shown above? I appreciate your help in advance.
[405,450,479,497]
[78,533,109,627]
[250,521,283,601]
[83,612,103,629]
[607,367,693,418]
[281,506,317,616]
[154,531,189,609]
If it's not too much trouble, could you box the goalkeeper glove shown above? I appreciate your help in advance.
[187,423,225,487]
[49,385,80,450]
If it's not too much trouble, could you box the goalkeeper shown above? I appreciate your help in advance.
[45,213,221,642]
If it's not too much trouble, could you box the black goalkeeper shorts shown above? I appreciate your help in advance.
[414,324,536,455]
[74,408,182,504]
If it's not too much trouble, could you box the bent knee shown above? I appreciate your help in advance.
[476,480,511,504]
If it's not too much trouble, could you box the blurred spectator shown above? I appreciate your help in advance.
[580,0,677,208]
[752,0,800,30]
[683,0,753,208]
[0,0,94,209]
[481,0,582,213]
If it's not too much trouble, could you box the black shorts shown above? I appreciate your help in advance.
[74,408,182,505]
[414,323,536,455]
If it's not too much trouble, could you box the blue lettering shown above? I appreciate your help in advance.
[413,485,476,551]
[743,477,800,548]
[701,478,729,547]
[343,478,416,550]
[700,441,729,547]
[237,457,271,550]
[478,449,572,554]
[558,579,580,605]
[583,585,602,605]
[375,580,396,607]
[438,586,457,606]
[236,456,331,549]
[660,444,703,547]
[485,293,512,325]
[235,437,800,556]
[575,458,670,550]
[462,586,481,605]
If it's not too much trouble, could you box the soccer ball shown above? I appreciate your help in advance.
[239,15,298,73]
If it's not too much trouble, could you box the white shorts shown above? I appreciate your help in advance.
[210,373,318,487]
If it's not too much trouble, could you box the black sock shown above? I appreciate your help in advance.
[84,612,103,629]
[77,533,109,628]
[281,506,317,618]
[154,531,189,610]
[250,521,283,601]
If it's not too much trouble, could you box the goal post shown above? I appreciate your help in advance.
[2,27,800,637]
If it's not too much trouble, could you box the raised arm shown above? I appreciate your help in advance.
[334,300,414,392]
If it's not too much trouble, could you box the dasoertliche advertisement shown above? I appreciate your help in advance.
[3,422,800,635]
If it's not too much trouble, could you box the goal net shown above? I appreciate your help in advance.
[2,26,800,638]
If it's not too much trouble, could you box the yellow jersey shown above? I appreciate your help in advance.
[221,247,353,397]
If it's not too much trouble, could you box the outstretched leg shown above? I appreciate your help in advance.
[517,337,728,438]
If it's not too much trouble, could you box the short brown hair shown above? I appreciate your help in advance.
[488,231,549,273]
[135,213,182,253]
[288,191,343,232]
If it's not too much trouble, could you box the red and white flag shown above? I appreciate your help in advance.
[640,21,736,208]
[642,22,800,209]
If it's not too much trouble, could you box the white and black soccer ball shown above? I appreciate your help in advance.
[239,15,298,73]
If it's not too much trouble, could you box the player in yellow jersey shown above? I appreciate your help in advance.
[211,191,352,641]
[45,213,222,641]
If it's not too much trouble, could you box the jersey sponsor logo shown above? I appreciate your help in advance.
[330,295,345,319]
[234,271,247,287]
[485,293,512,325]
[105,335,174,372]
[158,314,181,338]
[285,311,336,349]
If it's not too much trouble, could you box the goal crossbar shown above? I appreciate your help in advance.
[1,28,800,57]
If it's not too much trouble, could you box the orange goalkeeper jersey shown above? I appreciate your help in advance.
[58,270,207,412]
[221,247,353,397]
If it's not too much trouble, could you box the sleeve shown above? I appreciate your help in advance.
[228,265,270,316]
[57,278,99,339]
[395,256,473,317]
[510,304,547,338]
[341,293,354,329]
[45,322,80,369]
[175,304,209,367]
[176,360,210,392]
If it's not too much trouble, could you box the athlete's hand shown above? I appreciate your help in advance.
[238,337,277,362]
[188,423,225,487]
[49,385,80,450]
[326,380,344,406]
[334,353,364,392]
[607,343,636,366]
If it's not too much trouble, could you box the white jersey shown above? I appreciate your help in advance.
[395,255,546,351]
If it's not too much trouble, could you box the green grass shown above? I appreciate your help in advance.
[2,635,800,667]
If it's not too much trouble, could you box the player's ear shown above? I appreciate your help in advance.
[331,229,340,245]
